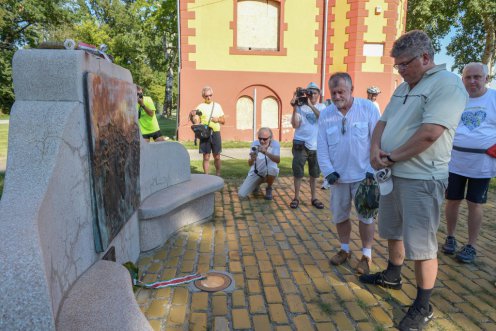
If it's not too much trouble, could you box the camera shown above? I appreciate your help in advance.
[295,87,311,106]
[250,146,259,156]
[195,109,202,116]
[137,92,143,99]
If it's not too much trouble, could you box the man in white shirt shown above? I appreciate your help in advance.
[317,72,380,275]
[289,82,326,209]
[442,62,496,263]
[238,127,281,200]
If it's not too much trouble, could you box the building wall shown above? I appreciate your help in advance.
[178,0,406,142]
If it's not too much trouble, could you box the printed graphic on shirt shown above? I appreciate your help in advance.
[461,107,486,131]
[305,112,317,124]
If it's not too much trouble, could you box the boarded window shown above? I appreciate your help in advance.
[261,97,279,128]
[237,0,279,51]
[236,96,254,130]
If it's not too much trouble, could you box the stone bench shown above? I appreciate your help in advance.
[56,260,152,331]
[138,174,224,251]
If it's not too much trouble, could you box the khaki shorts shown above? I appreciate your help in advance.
[330,182,374,225]
[378,176,447,260]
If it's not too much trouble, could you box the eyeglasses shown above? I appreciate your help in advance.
[393,56,419,70]
[204,94,213,97]
[258,137,270,141]
[341,117,346,135]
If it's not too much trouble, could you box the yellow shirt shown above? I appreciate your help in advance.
[195,102,224,132]
[137,96,160,135]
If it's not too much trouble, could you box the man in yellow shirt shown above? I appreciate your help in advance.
[137,85,165,142]
[190,86,225,176]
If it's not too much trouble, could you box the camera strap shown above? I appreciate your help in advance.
[254,141,270,178]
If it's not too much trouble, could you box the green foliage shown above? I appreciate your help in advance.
[0,0,179,115]
[407,0,496,78]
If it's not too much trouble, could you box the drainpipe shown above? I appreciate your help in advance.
[176,0,181,138]
[320,0,329,103]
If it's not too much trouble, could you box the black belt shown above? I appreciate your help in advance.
[452,145,487,154]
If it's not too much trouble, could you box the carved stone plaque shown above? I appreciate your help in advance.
[86,73,140,252]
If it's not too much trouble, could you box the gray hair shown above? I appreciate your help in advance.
[463,62,489,77]
[258,127,273,138]
[328,72,353,89]
[391,30,434,60]
[202,86,213,97]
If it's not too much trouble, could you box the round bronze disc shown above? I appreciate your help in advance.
[194,272,232,292]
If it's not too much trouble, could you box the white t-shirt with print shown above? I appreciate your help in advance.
[293,103,326,150]
[449,88,496,178]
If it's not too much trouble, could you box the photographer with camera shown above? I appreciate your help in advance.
[136,85,166,142]
[289,82,326,209]
[189,86,225,176]
[238,127,280,200]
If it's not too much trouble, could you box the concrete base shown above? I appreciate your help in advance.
[56,260,152,331]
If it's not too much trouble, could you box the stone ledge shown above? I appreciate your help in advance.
[56,260,152,331]
[139,174,224,220]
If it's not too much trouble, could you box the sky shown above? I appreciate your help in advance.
[437,33,496,89]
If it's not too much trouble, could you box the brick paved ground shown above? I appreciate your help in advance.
[135,177,496,331]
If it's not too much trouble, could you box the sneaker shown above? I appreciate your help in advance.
[264,187,273,200]
[330,250,351,266]
[442,236,457,255]
[359,270,402,290]
[356,255,370,275]
[456,244,477,263]
[398,304,433,331]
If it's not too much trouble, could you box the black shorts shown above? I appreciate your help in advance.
[292,145,320,178]
[142,130,163,140]
[445,172,490,203]
[199,131,222,155]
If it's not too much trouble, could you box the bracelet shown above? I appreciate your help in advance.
[386,155,396,163]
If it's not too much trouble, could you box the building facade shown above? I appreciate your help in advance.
[178,0,406,141]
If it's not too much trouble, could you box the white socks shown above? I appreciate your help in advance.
[362,247,372,259]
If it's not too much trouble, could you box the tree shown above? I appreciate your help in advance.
[0,0,71,113]
[407,0,496,80]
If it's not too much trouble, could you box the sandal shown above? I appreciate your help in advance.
[289,198,299,209]
[311,198,324,209]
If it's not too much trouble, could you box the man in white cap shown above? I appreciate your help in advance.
[289,82,326,209]
[367,86,381,111]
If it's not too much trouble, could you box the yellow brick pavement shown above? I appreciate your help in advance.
[136,177,496,330]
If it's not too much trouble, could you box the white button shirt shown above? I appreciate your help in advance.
[317,98,380,183]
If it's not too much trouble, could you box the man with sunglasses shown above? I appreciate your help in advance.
[238,127,280,200]
[189,86,225,176]
[289,82,326,209]
[361,30,468,331]
[317,72,380,275]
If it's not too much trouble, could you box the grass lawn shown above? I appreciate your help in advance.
[0,113,9,120]
[0,123,8,161]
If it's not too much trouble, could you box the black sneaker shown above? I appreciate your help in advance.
[456,244,477,263]
[398,304,433,331]
[359,270,402,290]
[264,187,273,200]
[442,236,457,255]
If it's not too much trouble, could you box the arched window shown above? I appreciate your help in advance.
[236,96,254,130]
[261,97,279,129]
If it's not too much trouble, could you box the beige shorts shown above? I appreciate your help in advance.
[378,176,447,260]
[330,182,374,225]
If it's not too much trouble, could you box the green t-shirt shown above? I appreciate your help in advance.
[137,96,160,135]
[380,64,468,179]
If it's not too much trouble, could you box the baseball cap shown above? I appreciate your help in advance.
[374,168,393,195]
[307,82,320,90]
[354,177,380,218]
[367,86,381,94]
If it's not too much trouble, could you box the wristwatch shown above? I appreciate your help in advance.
[386,155,396,163]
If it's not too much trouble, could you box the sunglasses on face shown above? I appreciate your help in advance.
[258,137,270,141]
